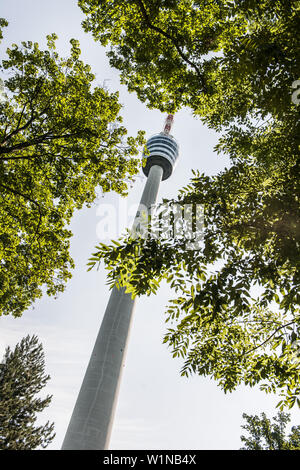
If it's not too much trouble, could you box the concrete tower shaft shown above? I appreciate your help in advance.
[61,165,163,451]
[61,116,179,450]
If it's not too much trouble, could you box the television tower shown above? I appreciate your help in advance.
[61,115,179,450]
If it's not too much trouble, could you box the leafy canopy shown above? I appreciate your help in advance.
[0,335,55,449]
[0,26,145,317]
[82,1,300,409]
[240,411,300,450]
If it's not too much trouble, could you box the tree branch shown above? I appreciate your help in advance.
[134,0,206,92]
[244,321,297,356]
[0,131,84,155]
[1,78,46,145]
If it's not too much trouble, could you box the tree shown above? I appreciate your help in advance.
[240,411,300,450]
[0,334,55,449]
[81,1,300,408]
[0,22,145,317]
[0,18,8,44]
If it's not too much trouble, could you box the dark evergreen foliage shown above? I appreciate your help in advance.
[0,335,55,449]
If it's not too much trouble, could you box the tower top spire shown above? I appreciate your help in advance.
[163,114,174,135]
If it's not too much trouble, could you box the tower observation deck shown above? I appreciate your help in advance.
[143,131,179,180]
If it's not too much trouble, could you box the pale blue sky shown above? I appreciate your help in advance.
[0,0,298,450]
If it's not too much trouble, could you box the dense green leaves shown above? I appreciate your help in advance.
[240,412,300,450]
[79,0,299,118]
[0,335,55,449]
[83,1,300,408]
[0,28,145,316]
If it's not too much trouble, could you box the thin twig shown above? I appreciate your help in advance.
[244,320,297,356]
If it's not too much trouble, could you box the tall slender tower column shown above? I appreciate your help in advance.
[61,115,179,450]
